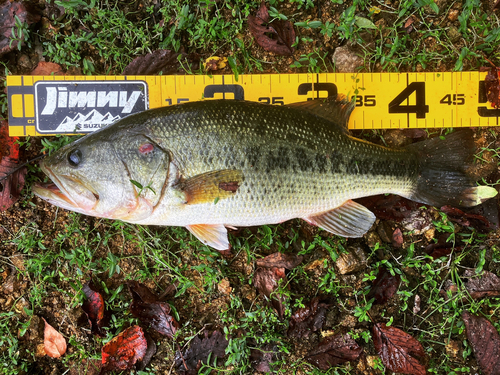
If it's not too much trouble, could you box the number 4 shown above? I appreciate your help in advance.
[388,82,429,119]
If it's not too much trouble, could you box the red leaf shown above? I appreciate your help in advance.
[136,333,157,371]
[43,318,67,358]
[481,64,500,109]
[253,266,287,319]
[463,269,500,299]
[256,252,303,269]
[305,333,362,370]
[373,323,426,375]
[101,325,147,373]
[0,121,26,211]
[128,281,179,338]
[82,282,107,336]
[287,297,328,338]
[248,2,295,56]
[174,331,228,375]
[462,311,500,375]
[367,268,401,305]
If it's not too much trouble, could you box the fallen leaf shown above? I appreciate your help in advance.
[425,233,463,259]
[128,281,179,338]
[441,204,494,232]
[174,331,228,375]
[136,333,157,371]
[31,61,65,76]
[0,121,26,212]
[256,252,303,270]
[253,266,287,319]
[0,1,41,56]
[122,50,181,75]
[305,333,362,370]
[462,311,500,375]
[355,16,377,29]
[355,195,421,222]
[463,269,500,299]
[287,297,328,338]
[480,64,500,109]
[373,323,426,375]
[248,2,295,56]
[250,343,280,373]
[494,0,500,10]
[82,282,106,336]
[367,268,401,305]
[204,56,227,71]
[101,325,147,373]
[392,228,403,248]
[43,318,67,358]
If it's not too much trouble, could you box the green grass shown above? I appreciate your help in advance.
[2,0,500,374]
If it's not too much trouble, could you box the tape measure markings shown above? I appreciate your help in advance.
[6,72,500,137]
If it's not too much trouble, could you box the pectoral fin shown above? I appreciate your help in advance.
[305,200,375,237]
[186,224,229,250]
[177,170,244,205]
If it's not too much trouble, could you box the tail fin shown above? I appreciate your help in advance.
[406,130,497,207]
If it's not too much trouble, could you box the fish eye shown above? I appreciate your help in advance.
[68,149,82,167]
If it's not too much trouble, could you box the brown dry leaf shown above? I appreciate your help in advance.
[31,61,65,76]
[463,269,500,299]
[367,268,401,305]
[174,331,228,375]
[128,281,179,338]
[248,2,295,56]
[122,50,181,75]
[287,297,328,338]
[392,228,403,248]
[441,205,493,232]
[480,64,500,109]
[250,343,280,373]
[43,318,67,358]
[355,195,422,222]
[305,333,362,370]
[373,323,426,375]
[253,266,287,319]
[256,252,303,269]
[462,311,500,375]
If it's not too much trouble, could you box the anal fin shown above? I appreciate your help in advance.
[186,224,229,250]
[305,200,376,238]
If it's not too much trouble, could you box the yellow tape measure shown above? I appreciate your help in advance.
[6,72,500,137]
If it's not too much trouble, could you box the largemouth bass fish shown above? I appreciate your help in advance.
[33,97,497,250]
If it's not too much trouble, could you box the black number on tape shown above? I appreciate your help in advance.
[388,82,429,118]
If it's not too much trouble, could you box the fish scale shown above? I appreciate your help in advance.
[34,98,497,250]
[137,101,417,227]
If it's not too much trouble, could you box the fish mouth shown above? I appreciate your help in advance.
[33,163,99,213]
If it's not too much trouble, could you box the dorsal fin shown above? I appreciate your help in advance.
[286,95,354,131]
